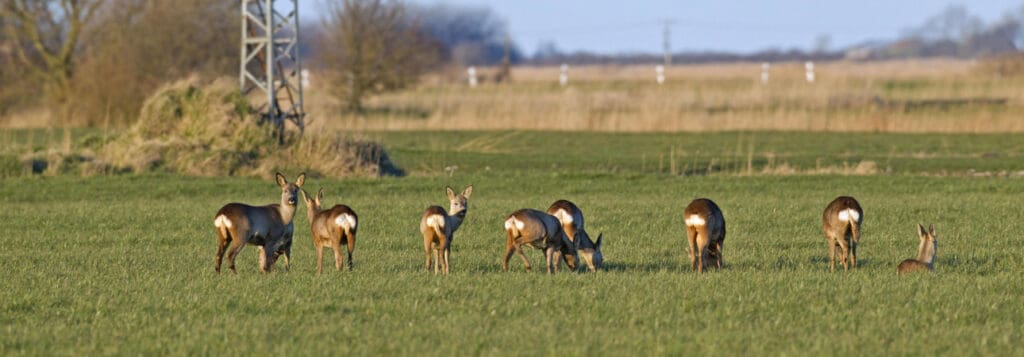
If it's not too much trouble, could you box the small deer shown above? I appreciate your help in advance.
[420,185,473,275]
[300,188,359,275]
[683,198,726,273]
[547,200,602,272]
[503,209,575,274]
[822,196,863,272]
[897,224,938,275]
[214,172,305,274]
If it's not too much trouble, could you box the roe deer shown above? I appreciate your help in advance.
[420,185,473,275]
[683,198,726,273]
[547,199,602,272]
[214,172,305,274]
[503,209,575,274]
[300,188,359,275]
[822,196,863,272]
[897,224,937,275]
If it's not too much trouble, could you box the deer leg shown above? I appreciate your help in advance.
[837,238,850,271]
[315,244,324,275]
[346,231,356,271]
[260,245,276,273]
[433,249,440,275]
[226,239,246,274]
[332,240,344,272]
[424,238,433,273]
[687,227,698,272]
[850,240,858,269]
[545,247,554,274]
[515,245,532,272]
[443,248,451,275]
[215,237,229,274]
[828,237,837,272]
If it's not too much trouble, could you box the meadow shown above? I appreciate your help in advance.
[3,130,1024,355]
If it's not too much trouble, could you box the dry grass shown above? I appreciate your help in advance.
[311,58,1024,133]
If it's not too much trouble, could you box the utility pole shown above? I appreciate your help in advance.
[662,19,674,67]
[241,0,305,144]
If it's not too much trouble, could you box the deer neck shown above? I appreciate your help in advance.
[277,201,298,225]
[305,206,320,224]
[917,239,936,267]
[447,206,467,233]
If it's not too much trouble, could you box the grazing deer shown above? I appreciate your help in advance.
[503,209,575,274]
[300,188,359,275]
[420,185,473,275]
[897,224,938,275]
[822,196,863,272]
[214,172,305,274]
[683,198,726,273]
[547,200,602,272]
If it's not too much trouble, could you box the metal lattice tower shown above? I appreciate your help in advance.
[241,0,305,141]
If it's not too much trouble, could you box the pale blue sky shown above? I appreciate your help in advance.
[299,1,1023,54]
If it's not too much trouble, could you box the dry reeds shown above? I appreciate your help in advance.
[313,59,1024,133]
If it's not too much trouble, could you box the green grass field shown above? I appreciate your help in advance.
[3,130,1024,355]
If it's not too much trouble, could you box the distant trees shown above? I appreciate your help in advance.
[1,0,102,106]
[313,0,439,112]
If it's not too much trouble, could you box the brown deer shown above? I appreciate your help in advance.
[897,224,938,275]
[503,209,575,274]
[683,198,726,273]
[214,172,305,274]
[547,200,602,272]
[300,188,359,275]
[420,185,473,275]
[822,196,863,272]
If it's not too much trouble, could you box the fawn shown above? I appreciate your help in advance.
[897,224,937,275]
[300,188,359,275]
[420,185,473,275]
[503,209,576,274]
[822,196,863,272]
[683,198,726,273]
[547,199,602,272]
[214,172,305,274]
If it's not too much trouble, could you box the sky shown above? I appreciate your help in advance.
[298,1,1023,55]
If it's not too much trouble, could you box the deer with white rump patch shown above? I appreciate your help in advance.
[897,224,937,275]
[503,209,575,274]
[683,198,726,273]
[547,200,602,272]
[822,196,863,272]
[300,188,359,275]
[213,172,305,274]
[420,185,473,275]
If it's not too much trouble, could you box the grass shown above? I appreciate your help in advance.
[2,130,1024,354]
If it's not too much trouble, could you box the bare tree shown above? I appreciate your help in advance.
[315,0,438,112]
[1,0,102,105]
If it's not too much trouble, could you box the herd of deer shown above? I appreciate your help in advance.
[212,172,937,276]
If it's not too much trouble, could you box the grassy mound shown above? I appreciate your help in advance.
[94,76,399,178]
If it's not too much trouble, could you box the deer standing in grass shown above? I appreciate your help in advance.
[897,224,938,275]
[683,198,726,273]
[503,209,575,274]
[822,196,863,272]
[420,185,473,275]
[213,172,305,274]
[547,200,602,272]
[300,188,358,275]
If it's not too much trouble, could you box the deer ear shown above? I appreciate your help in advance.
[299,189,309,202]
[446,186,456,200]
[917,223,927,238]
[462,185,473,199]
[316,187,324,203]
[595,233,603,248]
[295,172,306,187]
[928,224,935,237]
[275,172,287,187]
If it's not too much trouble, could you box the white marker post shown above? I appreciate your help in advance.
[760,62,770,84]
[467,66,478,87]
[300,69,310,88]
[559,63,569,86]
[655,65,665,85]
[805,61,815,83]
